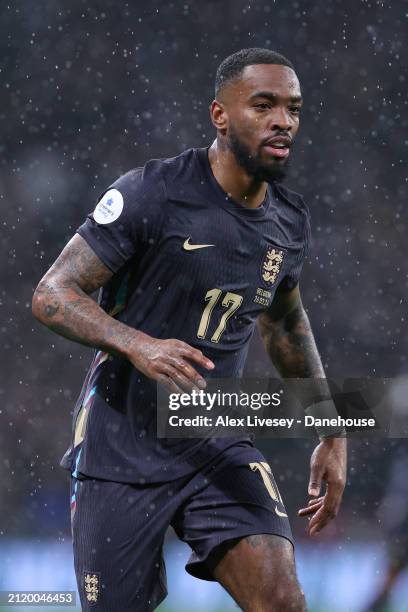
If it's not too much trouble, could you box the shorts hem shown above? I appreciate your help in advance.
[185,527,294,582]
[152,588,167,611]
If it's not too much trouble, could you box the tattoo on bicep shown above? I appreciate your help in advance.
[33,238,134,354]
[48,236,113,295]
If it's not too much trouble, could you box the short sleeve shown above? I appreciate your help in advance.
[77,167,165,273]
[279,207,311,291]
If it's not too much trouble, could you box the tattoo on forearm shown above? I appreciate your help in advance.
[259,306,325,377]
[35,282,137,356]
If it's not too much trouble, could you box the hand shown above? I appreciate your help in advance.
[298,437,347,536]
[128,333,215,393]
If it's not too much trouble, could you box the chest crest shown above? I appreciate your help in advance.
[260,247,285,287]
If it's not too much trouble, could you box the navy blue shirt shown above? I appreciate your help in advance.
[61,147,311,482]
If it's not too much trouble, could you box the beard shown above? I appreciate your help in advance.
[227,126,290,183]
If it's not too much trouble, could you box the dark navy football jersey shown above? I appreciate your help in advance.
[61,147,311,482]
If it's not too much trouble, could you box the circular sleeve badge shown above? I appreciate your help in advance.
[93,189,124,224]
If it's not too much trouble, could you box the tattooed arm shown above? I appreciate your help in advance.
[32,234,130,352]
[257,283,347,536]
[32,234,213,391]
[257,283,324,377]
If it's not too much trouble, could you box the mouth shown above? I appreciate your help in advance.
[263,136,292,159]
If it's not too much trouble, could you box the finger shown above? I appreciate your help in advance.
[157,374,183,395]
[298,500,324,516]
[308,487,341,536]
[322,480,344,515]
[171,369,201,393]
[299,507,323,518]
[298,501,324,516]
[308,464,324,497]
[298,496,325,513]
[308,496,325,505]
[168,356,207,389]
[308,505,333,536]
[299,500,324,513]
[300,496,325,511]
[161,365,199,393]
[179,344,215,371]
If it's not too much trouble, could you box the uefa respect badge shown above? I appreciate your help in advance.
[93,189,124,224]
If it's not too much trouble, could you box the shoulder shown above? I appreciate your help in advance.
[273,182,310,218]
[147,147,197,186]
[107,147,196,200]
[273,182,312,248]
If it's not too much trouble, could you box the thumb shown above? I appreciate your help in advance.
[308,463,324,497]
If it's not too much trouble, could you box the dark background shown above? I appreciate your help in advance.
[1,0,407,600]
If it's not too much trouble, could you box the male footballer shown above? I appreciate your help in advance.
[32,48,347,611]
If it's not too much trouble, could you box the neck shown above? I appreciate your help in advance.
[207,138,268,208]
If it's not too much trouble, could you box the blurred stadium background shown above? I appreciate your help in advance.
[1,0,407,610]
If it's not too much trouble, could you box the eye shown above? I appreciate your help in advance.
[289,106,301,114]
[255,103,271,110]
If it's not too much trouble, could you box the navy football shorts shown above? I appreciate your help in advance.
[70,446,293,611]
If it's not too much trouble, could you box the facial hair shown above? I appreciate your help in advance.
[228,126,290,183]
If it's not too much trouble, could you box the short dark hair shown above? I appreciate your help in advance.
[215,48,295,97]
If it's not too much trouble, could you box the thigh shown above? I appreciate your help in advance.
[71,476,169,612]
[213,534,304,612]
[173,451,293,581]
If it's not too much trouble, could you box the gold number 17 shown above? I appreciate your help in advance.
[197,288,243,343]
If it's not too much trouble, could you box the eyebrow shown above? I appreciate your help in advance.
[249,91,303,104]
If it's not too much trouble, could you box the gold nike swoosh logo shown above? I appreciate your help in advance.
[183,237,215,251]
[275,505,288,518]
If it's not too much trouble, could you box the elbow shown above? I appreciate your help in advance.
[32,281,46,323]
[32,278,59,325]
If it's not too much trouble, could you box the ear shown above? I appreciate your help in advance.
[209,99,228,135]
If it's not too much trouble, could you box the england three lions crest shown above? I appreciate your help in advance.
[84,572,100,606]
[260,247,284,287]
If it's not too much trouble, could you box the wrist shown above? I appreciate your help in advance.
[305,399,346,439]
[105,323,150,362]
[120,328,151,362]
[318,435,347,445]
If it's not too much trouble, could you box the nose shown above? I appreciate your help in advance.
[269,106,293,131]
